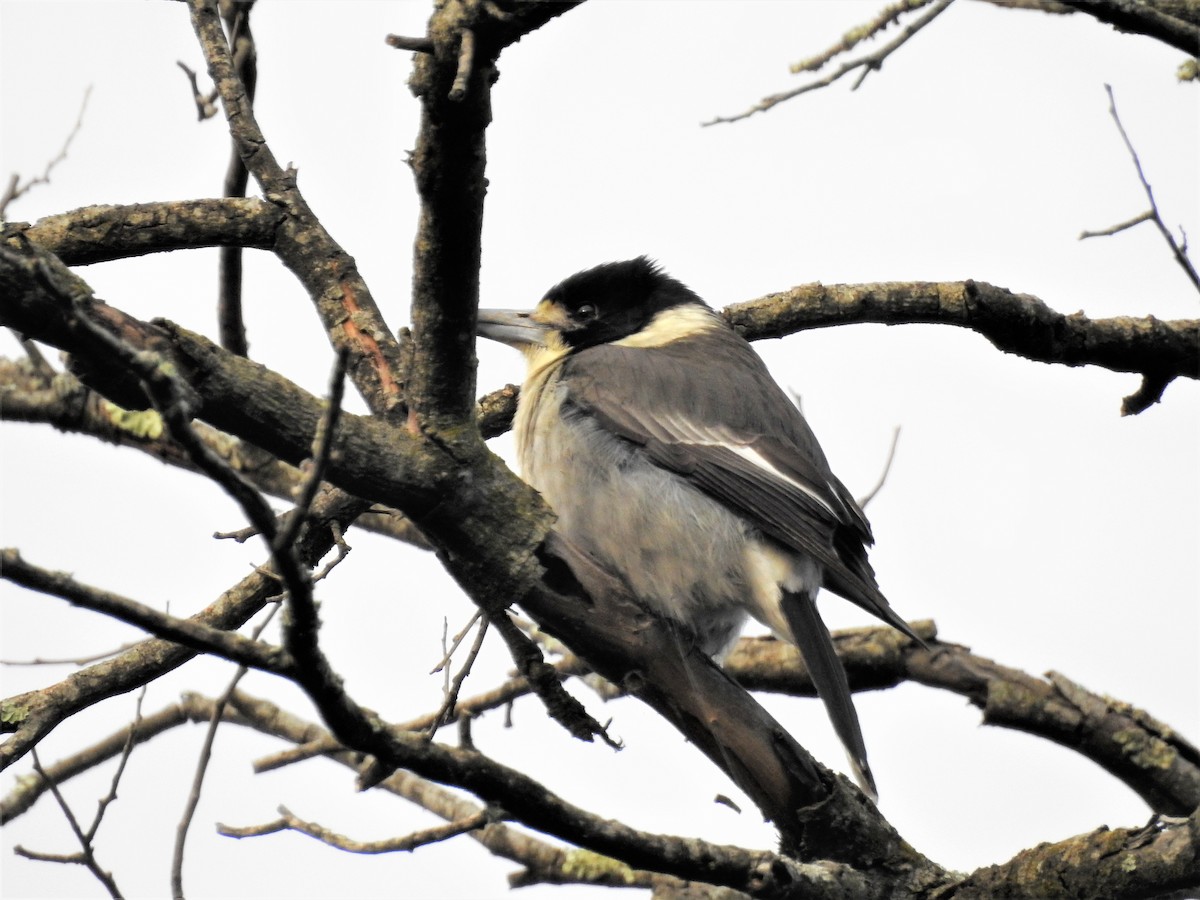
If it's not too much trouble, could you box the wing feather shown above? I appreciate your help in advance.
[561,330,918,639]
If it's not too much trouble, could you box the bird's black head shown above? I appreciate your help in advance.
[540,256,709,350]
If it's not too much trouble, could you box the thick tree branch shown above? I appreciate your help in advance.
[944,806,1200,899]
[405,0,581,430]
[12,198,281,265]
[1057,0,1200,57]
[726,626,1200,817]
[723,280,1199,413]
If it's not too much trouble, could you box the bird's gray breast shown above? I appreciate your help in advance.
[515,361,755,655]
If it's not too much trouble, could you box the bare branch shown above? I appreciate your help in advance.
[275,347,349,552]
[726,623,1200,816]
[477,280,1200,439]
[30,247,316,614]
[218,804,497,854]
[855,426,901,509]
[722,280,1199,413]
[0,548,292,676]
[186,0,406,419]
[427,614,490,738]
[86,688,145,843]
[789,0,938,73]
[0,86,92,220]
[2,696,220,823]
[703,0,956,126]
[171,605,279,899]
[17,198,283,265]
[1079,209,1156,239]
[216,0,258,357]
[175,61,219,120]
[1,643,142,667]
[0,356,429,550]
[22,749,123,899]
[386,34,433,52]
[448,28,477,102]
[949,806,1200,898]
[1099,83,1200,294]
[1056,0,1200,57]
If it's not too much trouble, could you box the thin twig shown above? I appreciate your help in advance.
[0,86,93,220]
[86,688,146,843]
[856,426,902,509]
[0,548,291,674]
[23,749,123,899]
[449,28,477,101]
[18,337,56,381]
[1,642,142,666]
[171,604,280,899]
[217,804,497,854]
[275,348,348,553]
[427,616,490,738]
[790,0,937,73]
[1099,84,1200,294]
[1079,210,1155,240]
[175,61,219,121]
[385,34,433,52]
[430,610,485,676]
[703,0,956,126]
[217,0,256,357]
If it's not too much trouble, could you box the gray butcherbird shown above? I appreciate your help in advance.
[477,256,920,798]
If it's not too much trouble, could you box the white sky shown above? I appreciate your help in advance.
[2,2,1198,899]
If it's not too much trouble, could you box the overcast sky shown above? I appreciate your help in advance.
[2,2,1198,899]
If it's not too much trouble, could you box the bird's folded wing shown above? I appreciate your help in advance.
[562,339,918,637]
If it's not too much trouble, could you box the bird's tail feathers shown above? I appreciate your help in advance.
[781,590,878,801]
[826,573,928,650]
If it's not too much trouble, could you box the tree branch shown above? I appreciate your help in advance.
[12,198,282,265]
[216,0,258,357]
[0,356,431,549]
[476,280,1200,436]
[0,549,292,674]
[945,806,1200,899]
[703,0,956,126]
[722,280,1199,413]
[0,477,367,771]
[0,86,92,221]
[1093,83,1200,294]
[1056,0,1200,57]
[725,625,1200,817]
[186,0,406,419]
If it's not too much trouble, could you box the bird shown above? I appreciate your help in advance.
[476,256,920,799]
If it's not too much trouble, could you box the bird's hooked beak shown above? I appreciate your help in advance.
[476,308,551,350]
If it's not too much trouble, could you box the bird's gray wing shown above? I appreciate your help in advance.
[562,332,919,642]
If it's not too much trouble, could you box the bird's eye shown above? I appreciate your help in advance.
[575,304,598,322]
